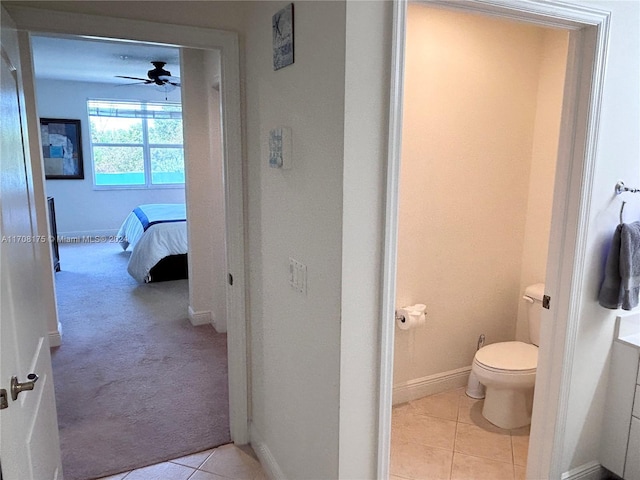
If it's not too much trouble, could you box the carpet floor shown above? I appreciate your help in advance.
[51,241,230,480]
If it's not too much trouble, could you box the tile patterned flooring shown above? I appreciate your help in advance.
[391,387,530,480]
[96,444,266,480]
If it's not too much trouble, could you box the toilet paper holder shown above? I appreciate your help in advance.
[395,304,427,324]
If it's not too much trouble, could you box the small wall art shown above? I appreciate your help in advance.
[273,3,294,71]
[40,118,84,179]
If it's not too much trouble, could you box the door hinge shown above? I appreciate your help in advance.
[543,295,551,310]
[0,389,8,410]
[228,273,233,286]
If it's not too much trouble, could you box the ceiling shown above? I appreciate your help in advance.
[31,35,181,85]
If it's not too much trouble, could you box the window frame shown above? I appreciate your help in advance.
[87,99,185,190]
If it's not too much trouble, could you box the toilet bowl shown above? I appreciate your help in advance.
[472,341,538,429]
[469,283,545,429]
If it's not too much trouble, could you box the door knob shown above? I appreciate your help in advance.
[11,373,39,401]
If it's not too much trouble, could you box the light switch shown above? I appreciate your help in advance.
[269,127,292,169]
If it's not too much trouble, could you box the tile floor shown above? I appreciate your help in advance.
[391,387,529,480]
[96,443,266,480]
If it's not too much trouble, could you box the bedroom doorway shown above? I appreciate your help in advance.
[15,10,248,477]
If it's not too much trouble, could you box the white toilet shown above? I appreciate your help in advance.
[470,283,545,429]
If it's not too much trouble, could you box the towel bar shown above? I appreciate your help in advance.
[616,181,640,195]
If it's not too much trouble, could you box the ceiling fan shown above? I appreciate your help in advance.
[116,61,181,88]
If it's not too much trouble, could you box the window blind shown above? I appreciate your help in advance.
[87,100,182,120]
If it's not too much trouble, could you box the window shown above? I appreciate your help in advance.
[87,100,184,188]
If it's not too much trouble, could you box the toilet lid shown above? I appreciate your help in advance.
[475,341,538,371]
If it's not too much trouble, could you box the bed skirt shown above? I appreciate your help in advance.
[147,254,188,283]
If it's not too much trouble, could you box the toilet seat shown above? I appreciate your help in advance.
[474,341,538,373]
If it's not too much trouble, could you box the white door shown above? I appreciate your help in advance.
[0,8,63,480]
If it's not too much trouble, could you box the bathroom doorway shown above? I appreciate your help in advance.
[380,1,610,479]
[388,6,569,477]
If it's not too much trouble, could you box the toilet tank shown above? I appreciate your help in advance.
[523,283,545,346]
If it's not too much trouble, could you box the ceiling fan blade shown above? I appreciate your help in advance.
[116,81,150,87]
[115,75,153,83]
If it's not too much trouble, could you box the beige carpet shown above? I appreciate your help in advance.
[51,241,230,480]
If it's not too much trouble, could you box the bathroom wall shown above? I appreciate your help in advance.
[515,29,569,342]
[394,5,567,391]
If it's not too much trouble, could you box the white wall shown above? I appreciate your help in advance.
[181,48,227,331]
[340,2,392,476]
[36,79,185,237]
[8,0,247,33]
[560,0,640,472]
[204,50,227,331]
[244,2,346,478]
[394,6,566,387]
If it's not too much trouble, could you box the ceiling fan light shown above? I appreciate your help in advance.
[155,83,177,94]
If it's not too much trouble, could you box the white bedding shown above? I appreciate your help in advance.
[117,211,145,251]
[117,204,186,252]
[116,204,188,283]
[126,222,188,283]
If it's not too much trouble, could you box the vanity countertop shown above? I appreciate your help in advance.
[616,313,640,349]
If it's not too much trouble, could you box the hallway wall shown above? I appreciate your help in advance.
[244,2,346,478]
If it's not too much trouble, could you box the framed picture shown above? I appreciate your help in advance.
[40,118,84,179]
[273,3,294,70]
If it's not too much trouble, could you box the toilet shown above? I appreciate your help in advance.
[470,283,545,429]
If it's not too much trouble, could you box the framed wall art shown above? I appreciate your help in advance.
[273,3,294,70]
[40,118,84,179]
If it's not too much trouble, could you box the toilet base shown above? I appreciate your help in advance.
[482,386,534,430]
[466,370,486,399]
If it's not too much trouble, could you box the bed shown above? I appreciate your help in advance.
[117,204,188,283]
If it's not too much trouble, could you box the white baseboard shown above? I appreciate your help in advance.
[49,330,61,348]
[250,422,286,480]
[49,321,62,347]
[393,366,471,405]
[188,306,213,326]
[561,461,604,480]
[206,309,227,333]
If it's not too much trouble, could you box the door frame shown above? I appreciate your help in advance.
[5,6,249,444]
[379,0,610,478]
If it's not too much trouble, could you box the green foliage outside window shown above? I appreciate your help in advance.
[148,119,183,144]
[88,100,184,187]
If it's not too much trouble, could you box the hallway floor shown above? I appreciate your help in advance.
[391,387,529,480]
[96,443,266,480]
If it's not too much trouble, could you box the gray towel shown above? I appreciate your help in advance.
[620,221,640,310]
[598,224,623,309]
[598,221,640,310]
